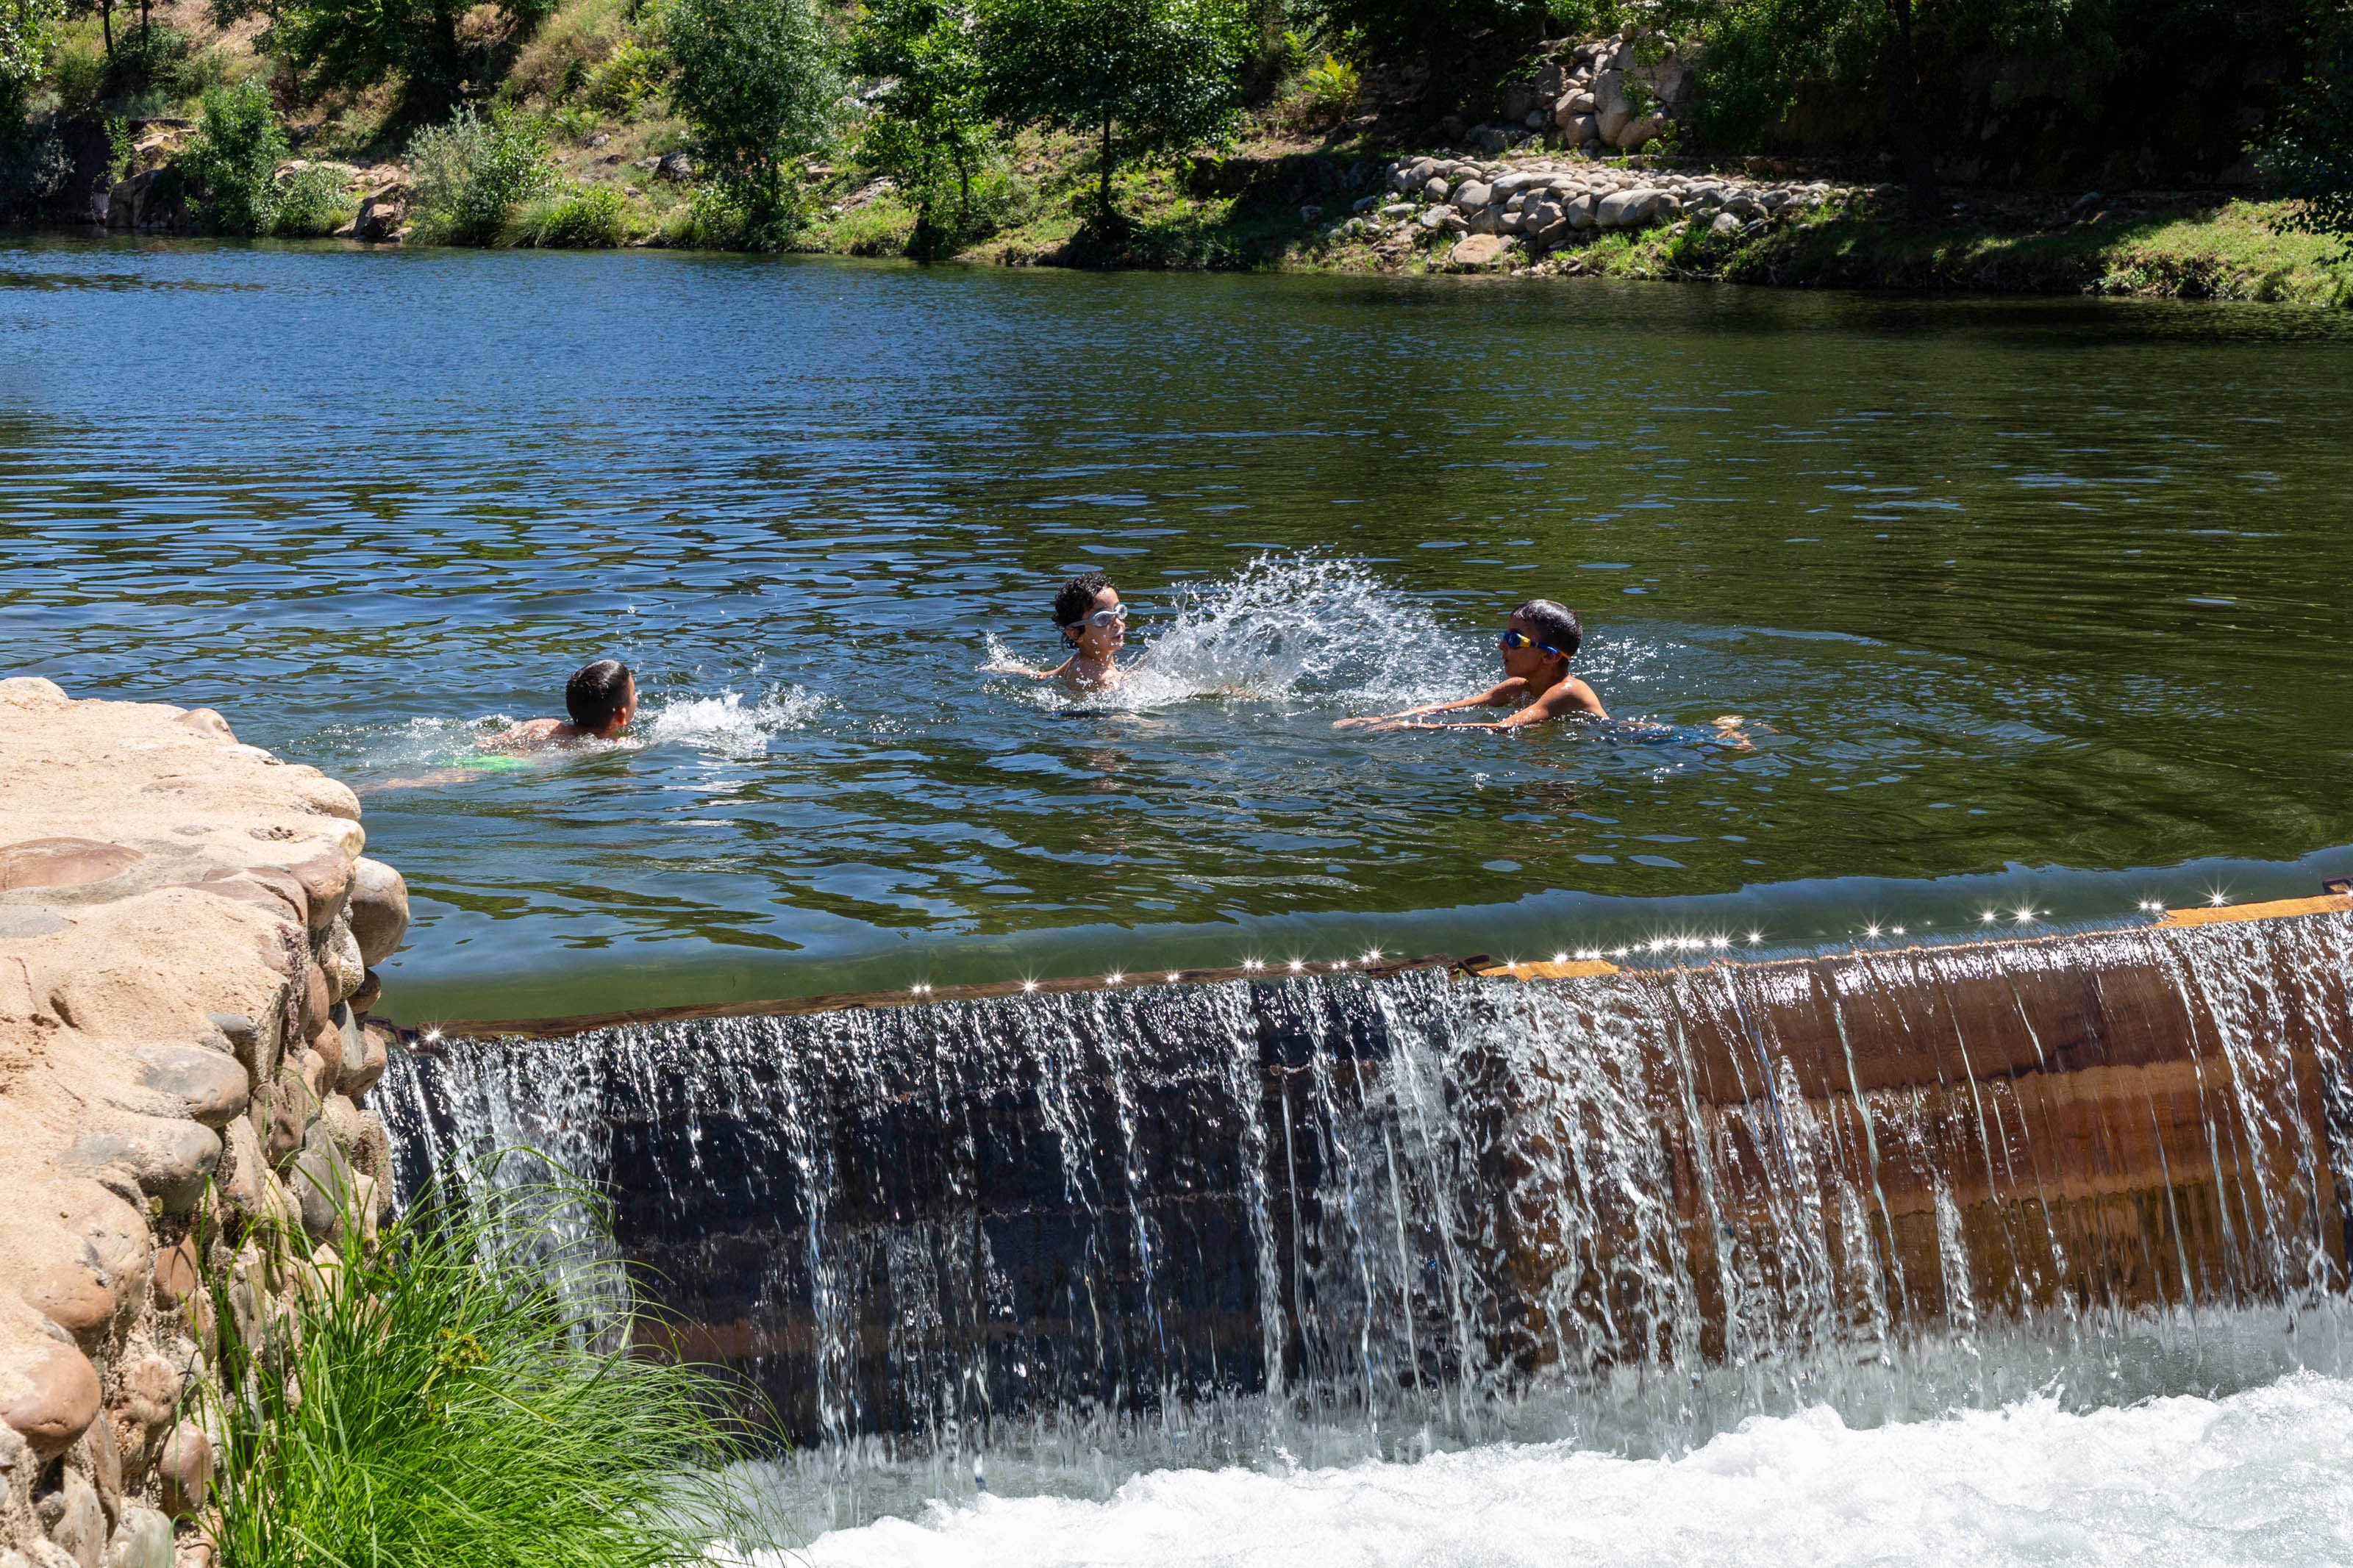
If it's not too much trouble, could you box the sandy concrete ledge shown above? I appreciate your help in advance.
[0,677,408,1567]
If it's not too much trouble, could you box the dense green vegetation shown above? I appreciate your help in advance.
[0,0,2343,289]
[202,1173,773,1567]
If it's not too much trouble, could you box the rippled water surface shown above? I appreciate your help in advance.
[4,240,2349,1017]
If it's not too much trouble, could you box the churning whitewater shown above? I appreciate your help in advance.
[765,1372,2353,1568]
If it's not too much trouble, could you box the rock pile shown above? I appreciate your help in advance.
[1356,152,1846,259]
[0,679,410,1566]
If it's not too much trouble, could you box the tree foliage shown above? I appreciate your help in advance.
[849,0,994,249]
[2263,5,2353,254]
[974,0,1249,226]
[660,0,839,240]
[181,77,288,234]
[209,0,550,117]
[0,0,65,126]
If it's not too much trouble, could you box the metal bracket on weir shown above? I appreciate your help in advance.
[1477,891,2353,981]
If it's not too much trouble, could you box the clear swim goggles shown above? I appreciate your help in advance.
[1068,605,1129,630]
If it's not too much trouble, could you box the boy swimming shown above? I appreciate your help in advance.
[1336,600,1607,731]
[501,658,639,745]
[996,572,1131,692]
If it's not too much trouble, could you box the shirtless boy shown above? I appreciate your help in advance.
[504,659,638,744]
[1000,572,1130,692]
[1336,600,1607,731]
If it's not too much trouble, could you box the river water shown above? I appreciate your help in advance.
[13,240,2353,1561]
[5,240,2351,1023]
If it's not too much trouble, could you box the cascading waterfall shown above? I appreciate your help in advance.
[381,912,2353,1530]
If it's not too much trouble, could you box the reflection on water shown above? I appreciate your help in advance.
[3,241,2349,1015]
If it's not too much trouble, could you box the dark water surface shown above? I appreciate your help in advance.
[4,238,2348,1020]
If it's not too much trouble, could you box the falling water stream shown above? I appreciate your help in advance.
[383,911,2353,1553]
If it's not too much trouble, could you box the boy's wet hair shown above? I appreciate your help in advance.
[565,659,633,728]
[1054,571,1115,640]
[1515,600,1582,660]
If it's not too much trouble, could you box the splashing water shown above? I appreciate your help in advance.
[984,556,1490,714]
[642,687,826,759]
[755,1371,2353,1567]
[383,911,2353,1540]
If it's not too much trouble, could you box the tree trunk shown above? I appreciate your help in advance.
[1882,0,1940,221]
[954,146,971,222]
[101,0,113,58]
[1099,112,1114,227]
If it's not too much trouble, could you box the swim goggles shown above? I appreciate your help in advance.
[1068,606,1129,630]
[1499,629,1565,657]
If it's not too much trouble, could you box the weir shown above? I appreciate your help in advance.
[382,898,2353,1475]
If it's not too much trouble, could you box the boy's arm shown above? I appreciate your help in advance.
[1335,681,1525,728]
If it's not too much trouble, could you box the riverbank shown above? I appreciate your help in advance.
[0,678,406,1562]
[790,143,2349,305]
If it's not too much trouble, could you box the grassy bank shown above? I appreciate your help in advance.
[785,146,2350,304]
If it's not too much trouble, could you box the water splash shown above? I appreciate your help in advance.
[754,1370,2353,1567]
[643,687,826,759]
[983,556,1485,714]
[383,912,2353,1529]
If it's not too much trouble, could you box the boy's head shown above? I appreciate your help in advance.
[1500,600,1582,679]
[1053,571,1126,656]
[564,659,637,737]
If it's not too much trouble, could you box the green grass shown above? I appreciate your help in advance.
[200,1166,776,1567]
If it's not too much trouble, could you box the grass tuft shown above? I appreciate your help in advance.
[200,1163,776,1567]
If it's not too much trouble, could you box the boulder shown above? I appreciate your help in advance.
[1710,210,1743,236]
[1556,89,1597,118]
[133,1043,251,1128]
[1454,180,1492,210]
[1445,234,1514,268]
[655,151,695,181]
[1559,113,1598,144]
[62,1117,221,1213]
[118,1356,184,1433]
[349,195,404,243]
[324,917,364,1005]
[0,1344,101,1456]
[1566,193,1598,229]
[102,1506,174,1568]
[36,1468,104,1567]
[1615,115,1663,149]
[157,1427,211,1518]
[1423,176,1450,203]
[0,840,142,892]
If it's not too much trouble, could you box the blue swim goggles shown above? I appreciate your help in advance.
[1499,629,1566,658]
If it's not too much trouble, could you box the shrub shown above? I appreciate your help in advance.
[513,180,632,245]
[585,36,668,110]
[407,106,557,245]
[182,78,288,235]
[104,18,193,95]
[1300,50,1359,111]
[660,0,838,240]
[271,161,356,235]
[201,1170,776,1567]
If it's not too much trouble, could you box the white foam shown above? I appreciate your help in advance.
[643,687,824,759]
[763,1372,2353,1568]
[986,555,1485,715]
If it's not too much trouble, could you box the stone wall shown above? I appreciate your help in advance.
[0,679,409,1568]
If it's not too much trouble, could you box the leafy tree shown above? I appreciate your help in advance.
[1675,0,1938,218]
[660,0,840,243]
[181,78,288,235]
[849,0,995,250]
[0,0,65,130]
[209,0,552,117]
[1311,0,1543,75]
[2263,6,2353,257]
[974,0,1250,230]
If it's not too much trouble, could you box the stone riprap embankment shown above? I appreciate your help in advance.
[0,679,408,1567]
[1336,154,1852,271]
